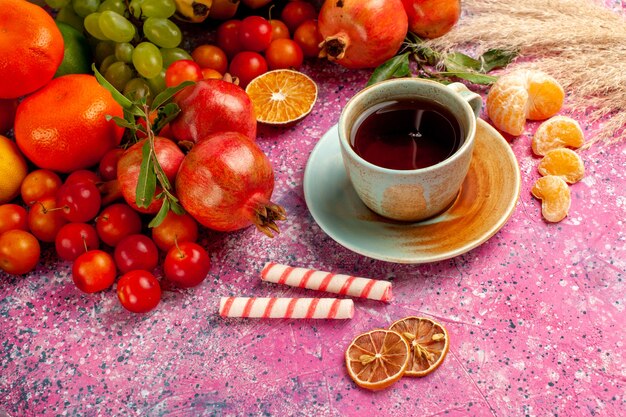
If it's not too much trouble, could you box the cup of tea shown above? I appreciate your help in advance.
[338,77,482,222]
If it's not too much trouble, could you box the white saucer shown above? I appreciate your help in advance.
[303,120,521,264]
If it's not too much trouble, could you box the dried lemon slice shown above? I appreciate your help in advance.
[245,69,318,125]
[345,329,409,391]
[389,316,450,377]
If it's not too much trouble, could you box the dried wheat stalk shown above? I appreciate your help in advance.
[425,0,626,147]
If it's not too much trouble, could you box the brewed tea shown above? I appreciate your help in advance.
[350,99,463,170]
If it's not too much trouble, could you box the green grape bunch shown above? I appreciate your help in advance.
[51,0,187,100]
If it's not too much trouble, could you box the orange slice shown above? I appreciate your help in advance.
[538,148,585,184]
[245,69,318,125]
[532,115,584,156]
[389,316,450,377]
[531,175,571,222]
[486,69,564,136]
[345,329,409,391]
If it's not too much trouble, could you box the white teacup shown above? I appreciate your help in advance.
[338,78,482,222]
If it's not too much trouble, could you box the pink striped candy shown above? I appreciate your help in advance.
[219,297,354,319]
[260,262,392,302]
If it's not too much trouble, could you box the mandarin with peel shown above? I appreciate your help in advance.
[531,175,571,223]
[487,69,564,136]
[538,148,585,184]
[345,329,409,391]
[532,115,584,156]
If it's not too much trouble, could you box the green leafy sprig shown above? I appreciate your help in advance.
[93,64,193,227]
[367,34,518,86]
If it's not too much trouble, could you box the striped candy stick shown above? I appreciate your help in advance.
[219,297,354,319]
[260,262,392,302]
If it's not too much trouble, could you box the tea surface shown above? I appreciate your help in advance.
[350,99,463,170]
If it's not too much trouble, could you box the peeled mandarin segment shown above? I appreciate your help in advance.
[531,175,571,222]
[532,115,585,156]
[245,69,318,125]
[538,148,585,184]
[345,329,409,391]
[486,76,529,136]
[389,316,450,377]
[526,71,565,120]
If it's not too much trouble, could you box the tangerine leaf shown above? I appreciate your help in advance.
[444,52,482,72]
[106,115,137,130]
[148,198,170,228]
[151,80,195,110]
[170,199,185,215]
[480,49,518,72]
[367,52,411,86]
[136,140,156,209]
[438,71,497,85]
[93,65,144,117]
[153,102,181,134]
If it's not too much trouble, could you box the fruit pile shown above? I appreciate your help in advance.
[0,0,464,314]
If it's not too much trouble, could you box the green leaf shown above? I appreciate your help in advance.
[93,65,144,117]
[170,199,185,215]
[479,49,518,72]
[107,115,138,130]
[148,198,170,228]
[415,46,440,66]
[367,52,411,86]
[153,102,181,134]
[444,52,482,72]
[151,80,195,110]
[136,140,157,209]
[438,71,498,85]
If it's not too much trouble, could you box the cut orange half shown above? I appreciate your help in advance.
[389,316,450,377]
[345,329,409,391]
[245,69,318,125]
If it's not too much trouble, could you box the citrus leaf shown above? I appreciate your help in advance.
[480,49,518,72]
[148,198,170,228]
[367,52,411,86]
[444,52,482,72]
[153,102,181,134]
[136,139,156,209]
[438,71,498,85]
[106,115,137,130]
[151,80,195,110]
[93,65,144,117]
[170,199,185,215]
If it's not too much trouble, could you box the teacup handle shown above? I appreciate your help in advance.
[447,82,482,118]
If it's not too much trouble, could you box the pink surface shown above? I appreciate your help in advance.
[2,12,626,417]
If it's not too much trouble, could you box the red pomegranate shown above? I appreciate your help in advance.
[170,79,257,144]
[175,131,286,237]
[117,137,185,214]
[318,0,408,69]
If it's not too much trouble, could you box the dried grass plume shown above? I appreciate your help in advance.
[425,0,626,147]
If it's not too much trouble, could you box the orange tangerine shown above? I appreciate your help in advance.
[486,69,564,136]
[245,69,317,125]
[389,316,450,377]
[531,175,571,223]
[345,329,409,391]
[538,148,584,184]
[0,0,64,99]
[532,115,584,156]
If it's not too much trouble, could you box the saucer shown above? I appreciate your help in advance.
[303,119,521,264]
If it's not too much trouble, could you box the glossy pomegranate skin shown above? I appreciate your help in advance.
[117,137,185,214]
[170,79,257,144]
[175,131,275,232]
[318,0,408,69]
